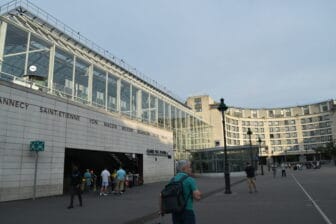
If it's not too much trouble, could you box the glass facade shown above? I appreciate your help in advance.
[0,16,212,158]
[192,146,259,173]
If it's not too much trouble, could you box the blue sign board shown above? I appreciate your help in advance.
[30,141,45,151]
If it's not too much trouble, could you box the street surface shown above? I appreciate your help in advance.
[0,165,335,224]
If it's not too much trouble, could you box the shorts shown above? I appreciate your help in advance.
[101,181,109,187]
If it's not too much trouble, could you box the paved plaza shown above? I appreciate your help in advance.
[1,165,335,224]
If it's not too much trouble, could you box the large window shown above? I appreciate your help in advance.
[150,95,157,124]
[27,35,51,86]
[53,48,74,95]
[74,58,89,102]
[131,86,139,119]
[92,67,106,108]
[120,80,131,116]
[171,106,176,129]
[158,99,164,128]
[141,91,150,122]
[107,74,118,112]
[2,24,28,77]
[165,102,171,129]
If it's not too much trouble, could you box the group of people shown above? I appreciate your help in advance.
[100,167,127,196]
[67,160,280,223]
[67,166,127,209]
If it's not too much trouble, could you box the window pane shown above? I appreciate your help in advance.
[2,54,25,77]
[120,80,130,116]
[4,24,28,55]
[29,35,50,51]
[27,50,50,86]
[158,99,164,128]
[150,95,157,124]
[165,102,171,129]
[141,91,149,122]
[171,106,176,128]
[74,58,89,102]
[107,74,117,112]
[92,67,106,108]
[53,48,74,95]
[131,86,139,118]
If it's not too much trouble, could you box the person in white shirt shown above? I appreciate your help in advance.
[100,168,111,196]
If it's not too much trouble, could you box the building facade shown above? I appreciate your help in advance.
[0,1,212,201]
[186,95,336,163]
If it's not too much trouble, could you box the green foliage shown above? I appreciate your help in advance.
[325,141,336,157]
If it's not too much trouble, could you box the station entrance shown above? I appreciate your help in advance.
[63,148,143,193]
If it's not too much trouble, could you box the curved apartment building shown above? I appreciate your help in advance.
[186,95,336,163]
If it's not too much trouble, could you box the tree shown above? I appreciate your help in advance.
[325,141,336,166]
[313,147,324,161]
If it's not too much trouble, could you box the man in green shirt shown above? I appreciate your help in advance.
[171,160,201,224]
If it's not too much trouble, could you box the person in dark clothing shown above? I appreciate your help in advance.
[68,165,82,209]
[245,162,257,193]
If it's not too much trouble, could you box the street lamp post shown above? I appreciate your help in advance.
[247,128,254,167]
[217,98,231,194]
[284,150,287,163]
[257,137,264,175]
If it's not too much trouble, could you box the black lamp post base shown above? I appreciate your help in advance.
[224,173,231,194]
[224,189,232,194]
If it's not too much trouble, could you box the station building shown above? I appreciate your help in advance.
[0,1,212,201]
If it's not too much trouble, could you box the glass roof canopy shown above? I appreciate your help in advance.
[0,0,185,105]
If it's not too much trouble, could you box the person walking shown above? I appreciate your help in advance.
[272,163,277,178]
[115,166,126,195]
[170,160,201,224]
[281,163,287,177]
[67,165,82,209]
[100,168,111,196]
[245,162,257,193]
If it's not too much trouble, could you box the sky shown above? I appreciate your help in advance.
[3,0,335,108]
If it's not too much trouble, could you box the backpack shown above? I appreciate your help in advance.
[160,175,190,214]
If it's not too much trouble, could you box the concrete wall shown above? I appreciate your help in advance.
[0,81,174,201]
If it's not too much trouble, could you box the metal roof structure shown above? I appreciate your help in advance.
[0,0,188,107]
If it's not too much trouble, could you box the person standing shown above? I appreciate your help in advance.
[272,163,277,178]
[111,169,117,193]
[83,169,92,192]
[100,168,111,196]
[115,166,126,194]
[67,165,82,209]
[245,162,257,193]
[90,170,97,192]
[170,160,201,224]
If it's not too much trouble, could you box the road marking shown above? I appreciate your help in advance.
[291,174,333,224]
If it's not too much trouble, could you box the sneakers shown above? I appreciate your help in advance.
[67,205,73,209]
